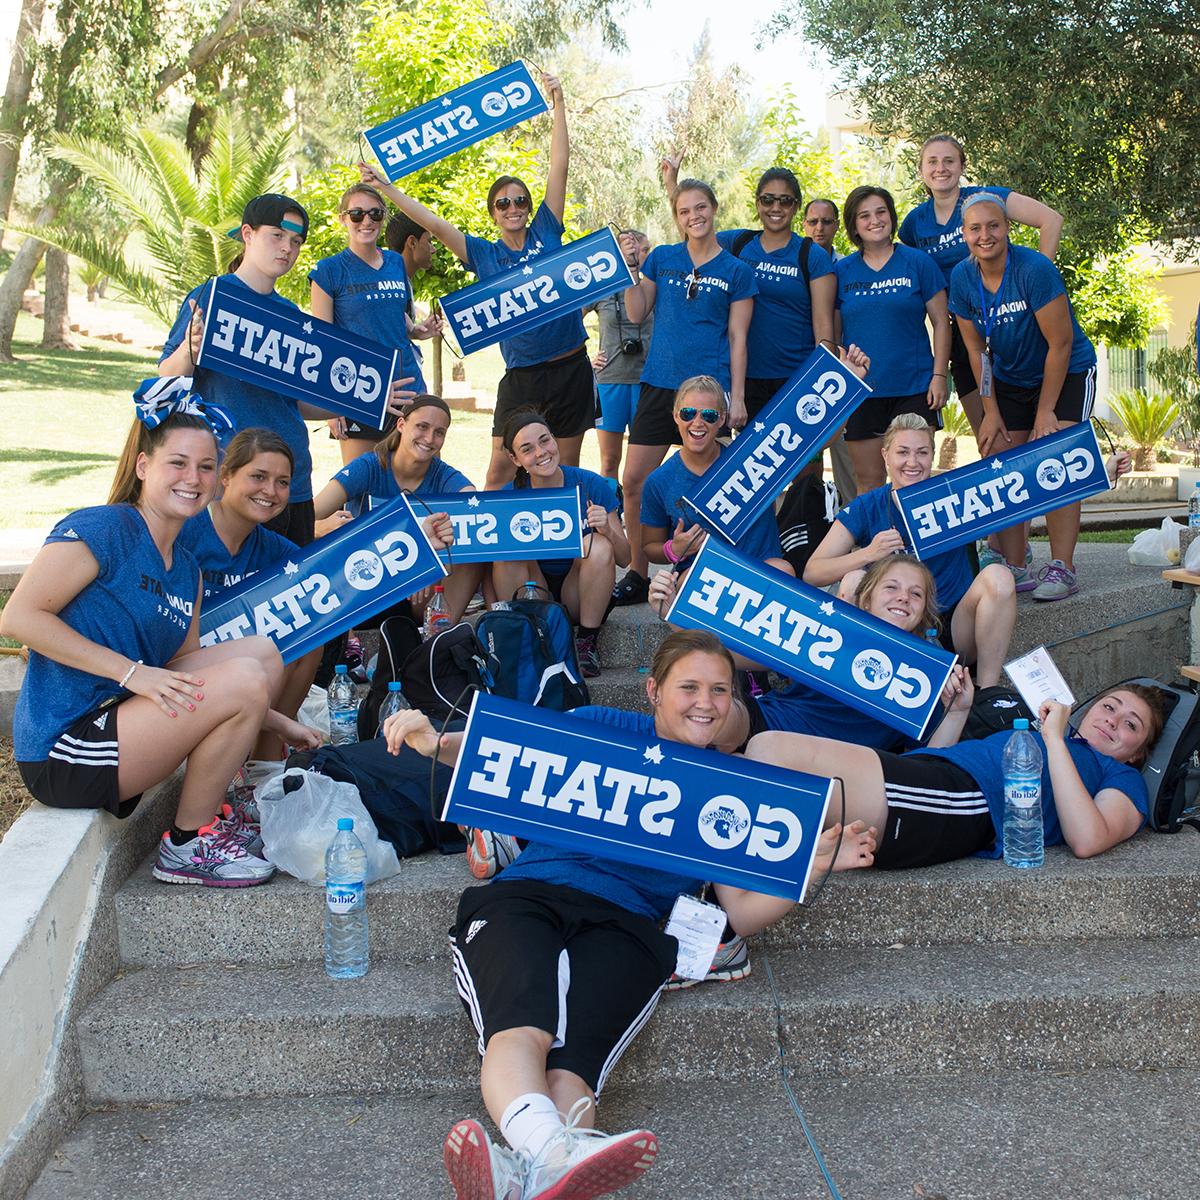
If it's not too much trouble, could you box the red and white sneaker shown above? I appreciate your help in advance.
[444,1118,527,1200]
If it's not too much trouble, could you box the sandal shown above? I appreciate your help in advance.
[610,569,649,607]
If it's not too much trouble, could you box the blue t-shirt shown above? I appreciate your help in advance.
[717,231,834,378]
[13,506,199,761]
[641,448,783,565]
[836,483,972,612]
[308,248,426,395]
[462,202,586,369]
[503,465,617,578]
[918,730,1149,859]
[948,245,1096,389]
[758,680,906,750]
[898,185,1014,286]
[161,276,314,501]
[834,243,946,397]
[332,452,474,518]
[639,243,758,391]
[499,705,703,920]
[176,509,297,601]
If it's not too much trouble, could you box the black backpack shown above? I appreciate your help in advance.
[356,615,424,740]
[730,230,814,284]
[474,589,589,711]
[776,474,840,576]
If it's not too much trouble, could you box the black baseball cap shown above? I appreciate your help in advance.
[227,193,309,242]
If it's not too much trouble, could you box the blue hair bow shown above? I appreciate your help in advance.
[133,377,236,443]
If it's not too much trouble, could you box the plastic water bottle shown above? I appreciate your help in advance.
[1189,483,1200,530]
[925,627,940,644]
[518,579,541,601]
[376,680,410,736]
[1002,718,1044,868]
[327,664,359,746]
[324,817,369,979]
[423,584,452,639]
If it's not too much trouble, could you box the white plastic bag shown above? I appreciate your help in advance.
[1128,517,1183,566]
[1186,533,1200,574]
[298,684,330,741]
[256,767,401,885]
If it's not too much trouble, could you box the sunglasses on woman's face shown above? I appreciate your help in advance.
[757,193,798,209]
[344,207,385,223]
[677,406,722,425]
[494,195,530,212]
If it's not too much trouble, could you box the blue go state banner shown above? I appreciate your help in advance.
[199,495,445,663]
[197,276,399,426]
[894,422,1111,559]
[666,539,956,741]
[364,62,548,181]
[419,487,585,564]
[678,347,872,544]
[440,227,634,356]
[443,692,835,901]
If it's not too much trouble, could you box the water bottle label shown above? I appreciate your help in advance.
[1004,781,1040,810]
[326,881,364,913]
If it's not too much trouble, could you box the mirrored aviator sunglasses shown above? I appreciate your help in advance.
[344,207,386,223]
[678,406,721,425]
[494,195,530,211]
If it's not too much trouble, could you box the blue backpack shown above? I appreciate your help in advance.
[474,591,589,711]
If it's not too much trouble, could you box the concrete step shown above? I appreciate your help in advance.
[77,935,1200,1104]
[26,1071,1200,1199]
[115,830,1200,968]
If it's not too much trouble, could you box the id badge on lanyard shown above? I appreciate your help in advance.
[977,252,1010,401]
[665,893,726,980]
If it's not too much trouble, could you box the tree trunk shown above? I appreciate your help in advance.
[0,203,56,362]
[40,246,75,349]
[0,0,48,248]
[1134,445,1155,472]
[937,436,958,471]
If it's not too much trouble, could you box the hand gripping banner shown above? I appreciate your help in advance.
[196,276,399,426]
[364,62,548,181]
[893,422,1111,559]
[439,227,634,356]
[199,495,446,663]
[666,539,956,741]
[417,487,585,564]
[678,346,872,544]
[443,692,835,901]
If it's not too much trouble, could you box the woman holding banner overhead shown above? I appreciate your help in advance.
[612,180,757,606]
[493,408,630,677]
[358,73,594,492]
[310,180,441,466]
[950,192,1099,602]
[834,185,951,494]
[382,629,876,1200]
[804,413,1017,688]
[2,390,315,888]
[313,394,482,622]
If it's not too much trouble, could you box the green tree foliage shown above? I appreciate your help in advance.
[766,0,1200,259]
[1148,318,1200,460]
[1108,389,1179,470]
[1064,251,1168,349]
[5,114,292,323]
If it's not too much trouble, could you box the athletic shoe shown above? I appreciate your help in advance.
[215,802,265,859]
[610,569,648,608]
[152,824,276,887]
[1008,563,1038,593]
[663,934,751,991]
[1025,543,1034,570]
[466,826,522,879]
[1032,559,1079,601]
[465,591,488,615]
[444,1118,527,1200]
[576,631,601,678]
[977,543,1004,570]
[525,1099,658,1200]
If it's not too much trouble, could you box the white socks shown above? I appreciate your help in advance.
[500,1092,563,1158]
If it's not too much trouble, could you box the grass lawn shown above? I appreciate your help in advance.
[0,302,603,535]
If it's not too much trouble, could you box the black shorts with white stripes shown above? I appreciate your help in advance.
[872,751,996,870]
[18,698,142,819]
[449,878,678,1095]
[992,365,1097,432]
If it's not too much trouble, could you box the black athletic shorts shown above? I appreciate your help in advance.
[744,377,788,422]
[449,879,678,1095]
[338,413,398,442]
[948,315,978,399]
[493,346,595,440]
[992,365,1097,432]
[844,392,943,442]
[628,383,684,447]
[18,699,142,819]
[872,751,995,869]
[266,499,316,547]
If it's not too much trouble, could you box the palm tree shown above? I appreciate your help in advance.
[937,399,973,470]
[2,113,292,325]
[1108,390,1179,472]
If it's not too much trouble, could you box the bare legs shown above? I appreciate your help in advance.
[847,435,886,492]
[480,1027,595,1132]
[950,564,1015,687]
[621,443,669,579]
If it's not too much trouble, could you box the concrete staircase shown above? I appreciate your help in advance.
[21,544,1200,1200]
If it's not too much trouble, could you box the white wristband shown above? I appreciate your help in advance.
[119,660,142,689]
